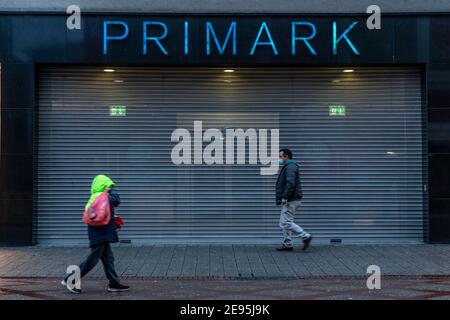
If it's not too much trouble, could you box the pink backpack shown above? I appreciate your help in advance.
[82,190,111,226]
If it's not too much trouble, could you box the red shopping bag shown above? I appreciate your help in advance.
[82,190,111,226]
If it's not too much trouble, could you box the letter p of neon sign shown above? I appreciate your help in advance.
[103,21,129,55]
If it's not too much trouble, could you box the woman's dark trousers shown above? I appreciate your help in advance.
[79,242,120,286]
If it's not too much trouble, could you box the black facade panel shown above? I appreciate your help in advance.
[0,63,34,245]
[428,63,450,109]
[429,198,450,243]
[394,17,429,63]
[0,63,35,107]
[0,154,33,200]
[428,107,450,154]
[0,108,34,155]
[430,17,450,63]
[429,154,450,199]
[427,59,450,241]
[0,198,33,246]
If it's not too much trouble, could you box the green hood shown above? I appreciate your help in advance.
[85,175,115,210]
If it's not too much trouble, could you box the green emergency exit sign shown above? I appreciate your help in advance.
[109,106,126,117]
[329,105,346,116]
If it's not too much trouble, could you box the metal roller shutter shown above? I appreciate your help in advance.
[35,67,425,244]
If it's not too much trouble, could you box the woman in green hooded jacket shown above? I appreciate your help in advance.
[62,175,130,294]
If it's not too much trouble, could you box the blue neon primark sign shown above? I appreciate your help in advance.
[102,19,361,57]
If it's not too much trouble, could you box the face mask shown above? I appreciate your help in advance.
[278,159,286,166]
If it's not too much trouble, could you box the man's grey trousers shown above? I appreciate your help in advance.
[279,200,310,247]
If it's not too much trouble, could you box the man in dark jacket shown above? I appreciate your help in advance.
[62,175,129,293]
[276,149,312,251]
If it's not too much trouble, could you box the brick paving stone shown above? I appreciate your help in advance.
[323,251,353,276]
[49,247,81,278]
[33,248,64,277]
[113,246,138,276]
[122,246,145,276]
[283,251,307,276]
[233,245,253,277]
[152,245,176,276]
[331,256,365,276]
[245,246,267,277]
[258,246,281,275]
[137,245,163,276]
[196,245,210,276]
[311,255,333,276]
[181,245,198,276]
[0,251,27,276]
[166,245,187,276]
[7,251,39,277]
[311,251,339,275]
[0,250,17,271]
[209,245,224,277]
[222,245,238,277]
[270,251,297,277]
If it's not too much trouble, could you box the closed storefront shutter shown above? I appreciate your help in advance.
[35,67,425,244]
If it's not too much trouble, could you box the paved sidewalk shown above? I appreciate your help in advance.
[1,244,450,278]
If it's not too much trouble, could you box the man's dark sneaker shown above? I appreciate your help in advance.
[276,245,294,251]
[108,283,130,292]
[302,235,313,251]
